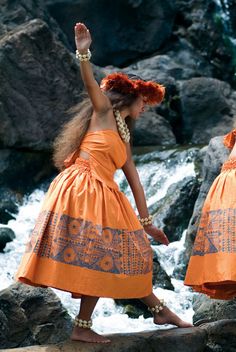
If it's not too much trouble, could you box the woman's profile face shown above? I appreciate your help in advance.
[129,96,146,120]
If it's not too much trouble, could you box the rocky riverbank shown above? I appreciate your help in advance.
[1,320,236,352]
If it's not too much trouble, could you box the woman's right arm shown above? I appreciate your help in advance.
[74,23,111,113]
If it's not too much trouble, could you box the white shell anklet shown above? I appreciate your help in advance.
[148,299,166,314]
[74,317,93,328]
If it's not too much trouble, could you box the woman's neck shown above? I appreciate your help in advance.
[119,109,129,120]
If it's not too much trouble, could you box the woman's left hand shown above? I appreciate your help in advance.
[74,22,92,53]
[144,224,169,246]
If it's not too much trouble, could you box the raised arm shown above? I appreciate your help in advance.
[74,23,111,113]
[122,143,169,245]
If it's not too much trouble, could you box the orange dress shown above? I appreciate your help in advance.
[184,129,236,299]
[15,130,153,298]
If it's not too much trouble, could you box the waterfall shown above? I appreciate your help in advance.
[214,0,234,36]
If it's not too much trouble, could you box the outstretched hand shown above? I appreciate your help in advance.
[144,225,169,246]
[74,22,92,52]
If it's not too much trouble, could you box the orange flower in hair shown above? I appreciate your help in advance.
[134,80,165,105]
[100,72,165,105]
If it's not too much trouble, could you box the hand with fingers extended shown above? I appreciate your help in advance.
[74,22,92,53]
[144,225,169,246]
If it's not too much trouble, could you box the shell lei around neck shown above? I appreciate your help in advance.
[113,109,130,143]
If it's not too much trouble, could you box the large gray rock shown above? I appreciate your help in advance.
[0,0,69,46]
[123,44,213,83]
[0,227,16,252]
[0,149,55,193]
[179,77,236,144]
[0,19,101,150]
[204,319,236,352]
[193,294,236,324]
[47,0,176,66]
[103,51,216,145]
[165,38,214,79]
[133,109,176,146]
[0,325,208,352]
[3,320,236,352]
[0,282,72,349]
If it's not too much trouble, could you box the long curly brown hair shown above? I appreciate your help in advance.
[52,91,138,171]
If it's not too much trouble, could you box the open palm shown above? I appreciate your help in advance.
[74,22,92,52]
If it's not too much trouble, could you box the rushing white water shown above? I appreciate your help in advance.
[0,148,196,333]
[214,0,232,33]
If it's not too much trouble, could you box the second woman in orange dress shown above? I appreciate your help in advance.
[185,129,236,300]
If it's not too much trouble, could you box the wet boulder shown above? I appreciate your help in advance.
[133,109,176,146]
[0,227,16,252]
[0,149,55,194]
[0,0,69,46]
[0,282,72,349]
[0,19,101,150]
[193,294,236,323]
[179,77,236,144]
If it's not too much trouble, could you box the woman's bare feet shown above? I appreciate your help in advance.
[153,306,193,328]
[70,326,111,343]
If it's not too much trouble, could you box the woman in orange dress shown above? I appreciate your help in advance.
[185,129,236,300]
[15,22,192,343]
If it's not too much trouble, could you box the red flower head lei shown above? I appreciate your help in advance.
[100,72,165,105]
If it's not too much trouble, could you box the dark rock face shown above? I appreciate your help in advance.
[0,149,56,192]
[122,46,213,84]
[0,282,72,349]
[0,0,69,46]
[133,109,176,146]
[174,0,236,86]
[0,148,56,224]
[106,61,236,146]
[2,319,236,352]
[0,227,15,252]
[154,176,200,242]
[0,19,95,150]
[47,0,176,66]
[179,77,236,144]
[193,294,236,323]
[0,16,100,207]
[204,319,236,352]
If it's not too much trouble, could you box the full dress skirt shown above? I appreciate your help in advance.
[15,130,153,298]
[184,130,236,299]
